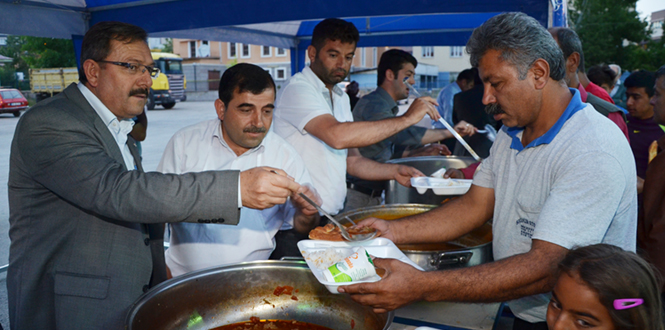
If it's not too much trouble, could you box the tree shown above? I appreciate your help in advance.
[0,36,28,88]
[21,37,76,68]
[569,0,649,71]
[0,36,76,88]
[163,38,173,53]
[623,36,665,72]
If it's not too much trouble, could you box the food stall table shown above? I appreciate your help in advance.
[389,301,503,330]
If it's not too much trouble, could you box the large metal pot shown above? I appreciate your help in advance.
[385,156,477,205]
[126,261,393,330]
[337,204,492,271]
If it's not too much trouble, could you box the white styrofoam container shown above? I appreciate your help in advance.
[297,238,424,293]
[410,177,472,195]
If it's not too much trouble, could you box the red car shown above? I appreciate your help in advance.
[0,88,29,117]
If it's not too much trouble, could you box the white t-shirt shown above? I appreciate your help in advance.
[157,119,312,276]
[473,89,637,322]
[273,66,353,214]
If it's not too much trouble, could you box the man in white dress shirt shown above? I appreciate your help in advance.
[158,63,321,277]
[273,18,442,215]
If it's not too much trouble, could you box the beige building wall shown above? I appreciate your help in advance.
[173,39,292,81]
[412,46,472,81]
[174,40,290,63]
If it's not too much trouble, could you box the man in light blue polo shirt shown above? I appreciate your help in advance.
[339,13,636,330]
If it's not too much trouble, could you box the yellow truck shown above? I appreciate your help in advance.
[149,52,187,110]
[29,52,186,109]
[29,67,79,102]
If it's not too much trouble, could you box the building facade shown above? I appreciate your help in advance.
[170,38,472,97]
[411,45,473,90]
[173,39,292,91]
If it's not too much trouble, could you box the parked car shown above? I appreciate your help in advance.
[0,88,29,117]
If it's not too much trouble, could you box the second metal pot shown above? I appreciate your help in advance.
[385,156,477,205]
[336,204,492,271]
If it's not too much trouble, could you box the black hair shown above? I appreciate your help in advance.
[377,49,417,86]
[656,65,665,81]
[550,27,586,72]
[457,68,478,84]
[559,244,664,330]
[311,18,359,52]
[587,65,617,89]
[218,63,276,107]
[346,81,359,95]
[624,70,656,97]
[79,21,148,84]
[467,12,565,81]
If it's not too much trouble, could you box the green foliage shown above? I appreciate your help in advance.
[568,0,651,71]
[623,37,665,71]
[163,38,173,53]
[0,35,76,88]
[0,36,28,88]
[21,37,76,68]
[0,35,28,70]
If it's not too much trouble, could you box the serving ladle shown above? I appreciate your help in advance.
[298,193,377,242]
[403,78,481,161]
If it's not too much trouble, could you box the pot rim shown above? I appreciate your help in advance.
[125,260,395,329]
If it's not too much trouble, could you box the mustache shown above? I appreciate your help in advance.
[244,126,267,133]
[485,103,505,116]
[129,88,149,97]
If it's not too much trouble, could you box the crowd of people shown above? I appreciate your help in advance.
[5,12,665,330]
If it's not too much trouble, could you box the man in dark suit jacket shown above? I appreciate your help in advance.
[452,84,498,159]
[7,21,301,329]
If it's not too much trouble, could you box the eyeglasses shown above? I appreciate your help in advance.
[96,60,160,78]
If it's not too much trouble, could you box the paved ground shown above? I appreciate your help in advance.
[0,100,217,329]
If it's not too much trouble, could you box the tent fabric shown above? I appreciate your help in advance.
[2,0,552,43]
[0,0,562,73]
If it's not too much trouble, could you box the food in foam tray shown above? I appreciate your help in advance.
[308,223,378,241]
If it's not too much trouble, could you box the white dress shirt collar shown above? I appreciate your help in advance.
[77,82,136,170]
[302,66,345,97]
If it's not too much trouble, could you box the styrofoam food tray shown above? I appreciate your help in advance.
[410,177,472,195]
[298,238,423,293]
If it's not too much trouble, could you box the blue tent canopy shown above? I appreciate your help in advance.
[0,0,567,73]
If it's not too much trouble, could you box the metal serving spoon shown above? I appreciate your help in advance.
[404,78,481,160]
[298,193,377,242]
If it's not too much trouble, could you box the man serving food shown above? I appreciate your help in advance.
[339,12,637,329]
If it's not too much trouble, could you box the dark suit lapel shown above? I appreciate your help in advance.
[62,84,128,170]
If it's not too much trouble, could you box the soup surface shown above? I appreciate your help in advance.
[211,318,334,330]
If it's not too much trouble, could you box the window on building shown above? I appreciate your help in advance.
[450,46,464,58]
[189,41,196,58]
[422,47,434,58]
[275,67,287,81]
[228,42,237,59]
[262,46,272,57]
[264,67,272,76]
[198,40,210,58]
[241,44,250,58]
[276,48,287,57]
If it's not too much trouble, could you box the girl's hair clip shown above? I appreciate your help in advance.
[614,298,644,310]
